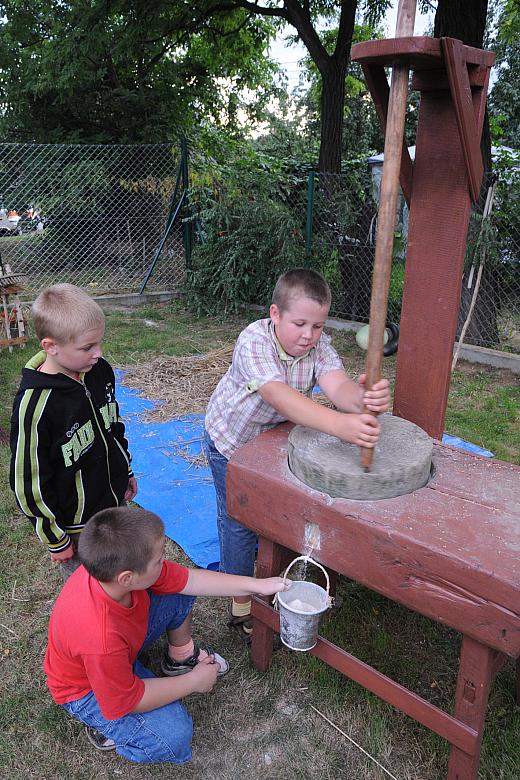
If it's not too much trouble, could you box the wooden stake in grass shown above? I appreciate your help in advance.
[360,0,416,472]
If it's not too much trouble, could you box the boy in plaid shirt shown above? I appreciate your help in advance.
[204,268,390,638]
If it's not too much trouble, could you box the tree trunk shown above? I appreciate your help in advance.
[434,0,491,174]
[434,0,499,347]
[318,61,347,173]
[433,0,487,44]
[282,0,356,173]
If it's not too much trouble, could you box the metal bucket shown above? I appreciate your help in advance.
[275,556,332,652]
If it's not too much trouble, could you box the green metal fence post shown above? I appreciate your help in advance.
[139,147,184,294]
[181,137,192,269]
[305,171,315,267]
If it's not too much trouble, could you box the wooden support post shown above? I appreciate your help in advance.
[351,39,494,436]
[441,37,484,203]
[447,636,502,779]
[0,259,27,351]
[361,0,416,470]
[1,292,13,353]
[251,537,285,671]
[14,296,26,345]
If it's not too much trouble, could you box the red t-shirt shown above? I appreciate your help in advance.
[44,561,189,720]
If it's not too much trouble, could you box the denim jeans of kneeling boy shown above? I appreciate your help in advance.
[203,429,257,578]
[62,591,196,764]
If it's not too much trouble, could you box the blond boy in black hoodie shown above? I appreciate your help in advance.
[10,283,136,579]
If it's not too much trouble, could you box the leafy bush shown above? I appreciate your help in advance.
[186,191,306,316]
[185,138,308,315]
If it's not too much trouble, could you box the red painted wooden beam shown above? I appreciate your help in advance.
[352,36,495,70]
[252,596,480,755]
[442,38,485,202]
[353,36,495,207]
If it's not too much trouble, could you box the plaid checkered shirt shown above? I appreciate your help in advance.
[205,318,344,458]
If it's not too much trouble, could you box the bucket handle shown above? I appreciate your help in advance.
[274,555,334,608]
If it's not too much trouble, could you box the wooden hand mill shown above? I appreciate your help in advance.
[224,3,520,779]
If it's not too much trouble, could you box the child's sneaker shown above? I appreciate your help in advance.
[84,725,116,751]
[161,643,229,677]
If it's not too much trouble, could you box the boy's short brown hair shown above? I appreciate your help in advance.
[272,268,332,313]
[32,283,105,343]
[78,507,164,582]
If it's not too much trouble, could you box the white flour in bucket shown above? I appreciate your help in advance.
[277,555,332,651]
[287,598,318,612]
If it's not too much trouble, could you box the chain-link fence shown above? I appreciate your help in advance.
[186,156,518,354]
[1,142,517,354]
[306,164,519,354]
[0,143,186,295]
[457,168,520,353]
[307,167,382,323]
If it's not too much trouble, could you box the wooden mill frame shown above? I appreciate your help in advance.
[226,36,520,780]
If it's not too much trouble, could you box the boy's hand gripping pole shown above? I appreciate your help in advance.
[360,0,416,472]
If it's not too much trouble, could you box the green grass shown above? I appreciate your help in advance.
[0,339,38,432]
[388,260,405,322]
[0,300,519,779]
[101,300,256,365]
[447,365,520,462]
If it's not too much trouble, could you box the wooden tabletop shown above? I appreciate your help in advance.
[227,423,520,657]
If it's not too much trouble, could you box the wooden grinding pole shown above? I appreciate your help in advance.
[360,0,416,471]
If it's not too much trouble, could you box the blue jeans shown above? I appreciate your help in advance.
[203,429,257,577]
[62,591,196,764]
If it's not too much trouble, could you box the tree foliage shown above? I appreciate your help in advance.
[0,0,278,142]
[489,0,520,148]
[2,1,514,172]
[186,134,307,315]
[294,21,384,161]
[192,0,391,171]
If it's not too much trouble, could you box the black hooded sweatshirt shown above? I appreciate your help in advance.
[10,352,133,553]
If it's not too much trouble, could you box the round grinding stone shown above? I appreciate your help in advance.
[287,415,433,501]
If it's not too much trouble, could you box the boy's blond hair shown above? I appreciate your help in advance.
[32,283,105,343]
[272,268,332,313]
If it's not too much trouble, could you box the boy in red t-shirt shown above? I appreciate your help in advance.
[44,505,289,764]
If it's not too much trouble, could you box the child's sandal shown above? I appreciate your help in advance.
[227,613,283,650]
[227,613,253,644]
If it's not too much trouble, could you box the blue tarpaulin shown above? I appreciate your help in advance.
[441,433,494,458]
[116,371,494,570]
[116,371,219,569]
